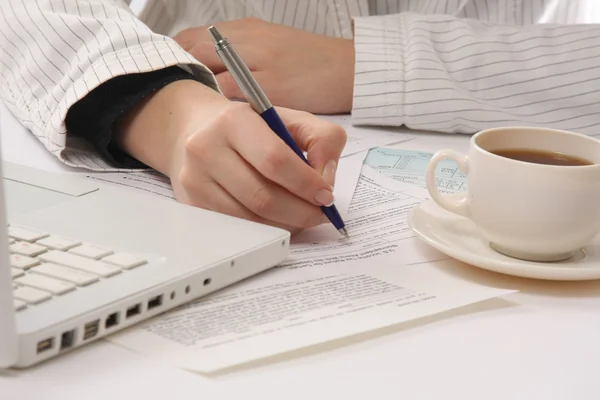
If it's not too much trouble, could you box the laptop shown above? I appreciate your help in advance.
[0,158,290,369]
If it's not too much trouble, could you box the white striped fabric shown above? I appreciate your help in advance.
[1,0,600,170]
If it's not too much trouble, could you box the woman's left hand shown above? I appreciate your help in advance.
[174,17,355,114]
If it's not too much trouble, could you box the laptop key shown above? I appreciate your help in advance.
[15,274,76,295]
[10,241,47,257]
[69,244,113,259]
[32,263,99,286]
[38,251,121,278]
[11,268,24,279]
[14,299,27,311]
[10,254,40,270]
[36,236,80,251]
[8,226,49,242]
[13,286,51,304]
[102,253,147,269]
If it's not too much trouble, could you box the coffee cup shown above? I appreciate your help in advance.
[425,126,600,262]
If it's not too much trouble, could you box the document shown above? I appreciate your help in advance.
[364,148,468,194]
[85,170,176,199]
[319,114,415,157]
[282,166,447,271]
[109,259,514,373]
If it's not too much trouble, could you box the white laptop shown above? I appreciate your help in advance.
[0,157,290,369]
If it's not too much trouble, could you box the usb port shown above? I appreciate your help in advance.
[83,320,100,340]
[36,338,54,354]
[105,312,119,329]
[60,329,76,351]
[147,295,162,310]
[126,303,141,319]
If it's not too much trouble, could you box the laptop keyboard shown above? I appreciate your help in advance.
[9,225,148,312]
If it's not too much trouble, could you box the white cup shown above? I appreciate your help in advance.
[425,127,600,262]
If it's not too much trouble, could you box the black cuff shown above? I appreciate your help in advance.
[65,66,198,168]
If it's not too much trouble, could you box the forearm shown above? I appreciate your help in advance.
[0,0,217,169]
[351,12,600,135]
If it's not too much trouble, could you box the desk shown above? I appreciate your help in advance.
[2,105,599,400]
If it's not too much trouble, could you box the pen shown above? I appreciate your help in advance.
[208,25,349,239]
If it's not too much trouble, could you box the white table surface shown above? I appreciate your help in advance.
[2,104,599,400]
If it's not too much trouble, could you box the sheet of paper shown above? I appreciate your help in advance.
[327,151,366,215]
[282,166,447,270]
[319,114,415,157]
[109,259,514,373]
[364,148,467,194]
[85,170,176,199]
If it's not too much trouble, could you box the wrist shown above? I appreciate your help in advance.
[115,80,228,176]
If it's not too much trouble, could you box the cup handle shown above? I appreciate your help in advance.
[425,149,470,218]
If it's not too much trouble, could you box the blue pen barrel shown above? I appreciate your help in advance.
[260,108,308,163]
[260,107,345,231]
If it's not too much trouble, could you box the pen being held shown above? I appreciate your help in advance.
[208,25,349,239]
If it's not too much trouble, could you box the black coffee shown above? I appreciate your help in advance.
[491,148,594,166]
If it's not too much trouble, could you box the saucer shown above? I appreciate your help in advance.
[408,194,600,281]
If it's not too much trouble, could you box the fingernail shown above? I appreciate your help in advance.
[322,160,337,187]
[314,188,335,207]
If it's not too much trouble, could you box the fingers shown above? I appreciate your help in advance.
[174,27,262,76]
[224,105,336,208]
[174,28,226,73]
[208,146,326,229]
[278,109,348,187]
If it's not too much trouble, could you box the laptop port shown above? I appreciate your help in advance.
[105,312,119,329]
[83,320,100,340]
[147,295,162,310]
[60,329,76,351]
[126,303,141,319]
[36,338,54,354]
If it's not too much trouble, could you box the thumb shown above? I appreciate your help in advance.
[280,109,347,187]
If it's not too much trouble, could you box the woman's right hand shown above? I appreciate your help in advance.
[115,80,347,233]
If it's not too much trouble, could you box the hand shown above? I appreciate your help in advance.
[173,17,355,114]
[115,80,347,234]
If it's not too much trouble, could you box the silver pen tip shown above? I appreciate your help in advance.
[339,228,350,239]
[207,25,224,44]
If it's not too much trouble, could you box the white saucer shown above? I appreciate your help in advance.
[408,194,600,281]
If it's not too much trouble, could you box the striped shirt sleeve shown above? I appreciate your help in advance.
[351,12,600,137]
[0,0,218,171]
